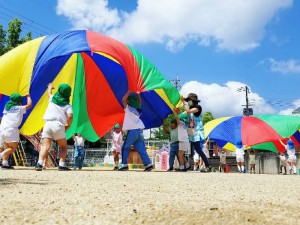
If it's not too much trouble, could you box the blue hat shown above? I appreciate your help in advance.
[235,140,243,148]
[287,139,294,149]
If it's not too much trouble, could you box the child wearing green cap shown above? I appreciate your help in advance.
[110,124,123,170]
[119,90,153,172]
[163,118,179,171]
[35,83,73,171]
[0,93,32,169]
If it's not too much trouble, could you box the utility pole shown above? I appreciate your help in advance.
[170,75,182,90]
[237,86,253,116]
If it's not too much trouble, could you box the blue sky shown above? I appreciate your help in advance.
[0,0,299,117]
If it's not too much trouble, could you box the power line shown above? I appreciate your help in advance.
[0,5,57,33]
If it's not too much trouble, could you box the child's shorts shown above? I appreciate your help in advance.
[236,155,245,163]
[0,127,20,143]
[287,155,296,163]
[193,152,200,162]
[42,121,66,140]
[249,159,256,165]
[111,146,121,153]
[179,141,189,152]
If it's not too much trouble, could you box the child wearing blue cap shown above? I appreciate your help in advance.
[235,140,245,173]
[279,139,297,175]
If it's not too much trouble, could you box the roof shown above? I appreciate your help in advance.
[292,107,300,114]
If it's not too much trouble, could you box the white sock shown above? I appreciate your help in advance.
[185,162,190,168]
[59,161,65,167]
[38,160,44,166]
[293,165,297,174]
[237,165,241,171]
[241,166,245,172]
[180,165,185,170]
[2,160,8,166]
[123,164,128,167]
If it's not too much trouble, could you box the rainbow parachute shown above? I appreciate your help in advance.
[0,30,180,141]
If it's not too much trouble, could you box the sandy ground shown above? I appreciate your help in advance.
[0,168,299,225]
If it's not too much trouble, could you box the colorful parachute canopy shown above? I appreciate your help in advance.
[204,115,300,146]
[205,115,300,152]
[0,30,181,141]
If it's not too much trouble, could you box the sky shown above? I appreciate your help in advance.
[0,0,299,118]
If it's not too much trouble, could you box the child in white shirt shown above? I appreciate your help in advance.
[279,139,297,175]
[0,93,32,169]
[110,124,123,170]
[174,109,190,172]
[235,140,245,173]
[36,83,73,171]
[279,151,287,175]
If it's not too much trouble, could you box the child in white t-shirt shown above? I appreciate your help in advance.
[35,83,73,171]
[279,151,287,175]
[235,140,245,173]
[219,148,227,172]
[73,133,85,170]
[0,93,32,169]
[110,124,123,170]
[118,90,153,172]
[174,109,190,172]
[279,139,297,175]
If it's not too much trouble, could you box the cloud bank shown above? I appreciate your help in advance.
[56,0,293,52]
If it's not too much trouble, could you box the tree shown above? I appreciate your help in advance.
[203,112,215,125]
[0,25,6,55]
[0,18,32,55]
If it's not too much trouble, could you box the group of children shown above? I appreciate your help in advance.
[0,86,298,175]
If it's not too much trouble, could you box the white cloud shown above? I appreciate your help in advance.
[260,58,300,74]
[56,0,293,52]
[180,81,276,117]
[279,99,300,115]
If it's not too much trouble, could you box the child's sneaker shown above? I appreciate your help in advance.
[35,163,43,171]
[144,165,154,172]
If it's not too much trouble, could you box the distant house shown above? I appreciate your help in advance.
[292,107,300,115]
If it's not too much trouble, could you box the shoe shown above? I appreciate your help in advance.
[1,165,14,169]
[113,166,118,171]
[167,168,174,172]
[185,166,191,171]
[179,169,187,172]
[118,166,129,171]
[35,163,43,171]
[58,166,71,171]
[144,165,154,172]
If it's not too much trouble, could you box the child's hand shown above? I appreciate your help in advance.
[48,83,54,89]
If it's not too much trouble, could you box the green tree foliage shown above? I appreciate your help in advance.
[203,111,215,125]
[0,24,6,55]
[0,18,32,55]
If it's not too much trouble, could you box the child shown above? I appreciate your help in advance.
[0,93,32,169]
[110,124,123,170]
[279,151,287,175]
[73,133,86,170]
[174,109,190,172]
[235,140,245,173]
[119,90,153,172]
[279,139,297,175]
[219,148,227,172]
[162,118,179,171]
[248,149,256,174]
[35,83,73,171]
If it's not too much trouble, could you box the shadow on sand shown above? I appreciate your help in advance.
[0,178,50,186]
